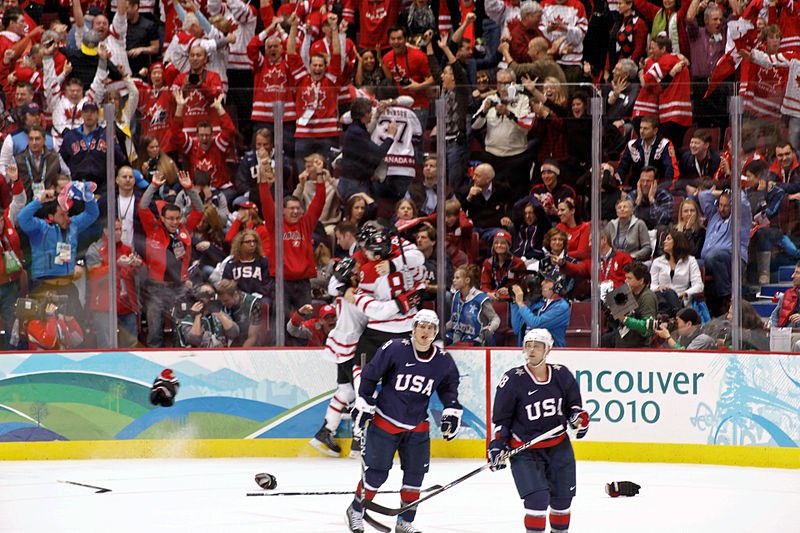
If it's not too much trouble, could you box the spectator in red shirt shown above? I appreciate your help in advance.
[172,92,236,204]
[258,156,326,319]
[287,303,337,346]
[480,229,527,301]
[382,25,435,129]
[506,1,543,64]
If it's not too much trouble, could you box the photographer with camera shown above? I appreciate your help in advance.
[215,278,264,347]
[16,294,85,350]
[601,261,658,348]
[654,307,716,350]
[471,68,534,193]
[177,283,239,348]
[510,270,571,347]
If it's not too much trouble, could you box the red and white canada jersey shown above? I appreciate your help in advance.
[323,297,367,363]
[357,238,427,333]
[370,105,422,178]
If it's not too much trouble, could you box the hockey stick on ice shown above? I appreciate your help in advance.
[58,480,112,493]
[364,425,563,516]
[246,484,443,497]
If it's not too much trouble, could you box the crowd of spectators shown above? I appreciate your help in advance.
[0,0,798,352]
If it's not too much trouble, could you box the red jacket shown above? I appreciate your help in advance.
[86,236,139,314]
[139,197,203,283]
[259,180,324,280]
[778,287,799,327]
[0,179,23,285]
[27,315,84,350]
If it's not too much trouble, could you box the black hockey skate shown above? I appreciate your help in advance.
[345,503,364,533]
[309,424,341,457]
[349,436,362,459]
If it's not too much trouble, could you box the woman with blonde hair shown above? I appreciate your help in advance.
[222,229,272,299]
[446,264,500,346]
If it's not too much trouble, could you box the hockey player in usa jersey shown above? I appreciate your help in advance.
[488,328,589,533]
[345,310,462,533]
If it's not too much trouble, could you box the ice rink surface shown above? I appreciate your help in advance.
[1,455,798,533]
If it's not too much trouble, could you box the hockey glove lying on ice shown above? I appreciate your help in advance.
[150,369,180,407]
[569,409,589,439]
[352,396,376,431]
[488,438,511,471]
[606,481,641,497]
[440,407,462,440]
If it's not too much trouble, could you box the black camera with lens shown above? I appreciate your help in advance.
[188,73,201,85]
[14,293,69,321]
[399,77,412,87]
[660,318,677,332]
[205,300,223,314]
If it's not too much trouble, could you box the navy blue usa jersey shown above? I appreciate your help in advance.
[360,338,461,430]
[492,363,583,447]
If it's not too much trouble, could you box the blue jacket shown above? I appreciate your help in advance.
[511,296,571,347]
[699,189,751,263]
[59,125,128,187]
[18,197,99,279]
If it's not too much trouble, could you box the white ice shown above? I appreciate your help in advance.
[1,456,798,532]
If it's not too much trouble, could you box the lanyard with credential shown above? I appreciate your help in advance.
[26,154,46,185]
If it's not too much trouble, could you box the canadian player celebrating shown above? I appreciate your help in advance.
[346,310,462,533]
[488,328,589,533]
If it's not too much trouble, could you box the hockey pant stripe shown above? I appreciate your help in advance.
[523,491,549,533]
[353,469,390,512]
[550,498,572,531]
[399,472,424,523]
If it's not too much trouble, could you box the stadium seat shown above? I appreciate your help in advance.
[491,300,517,346]
[566,301,592,347]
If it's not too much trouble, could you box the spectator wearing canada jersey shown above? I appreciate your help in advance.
[85,219,142,348]
[138,170,204,347]
[287,13,343,174]
[170,45,224,137]
[258,154,326,319]
[383,25,435,129]
[172,91,236,205]
[0,9,43,103]
[247,20,297,156]
[135,63,174,152]
[73,0,133,76]
[343,0,402,51]
[538,0,588,82]
[632,35,692,147]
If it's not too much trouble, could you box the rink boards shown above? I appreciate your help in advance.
[0,348,798,468]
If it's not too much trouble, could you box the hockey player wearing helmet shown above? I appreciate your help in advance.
[346,309,462,533]
[488,328,589,533]
[310,257,366,458]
